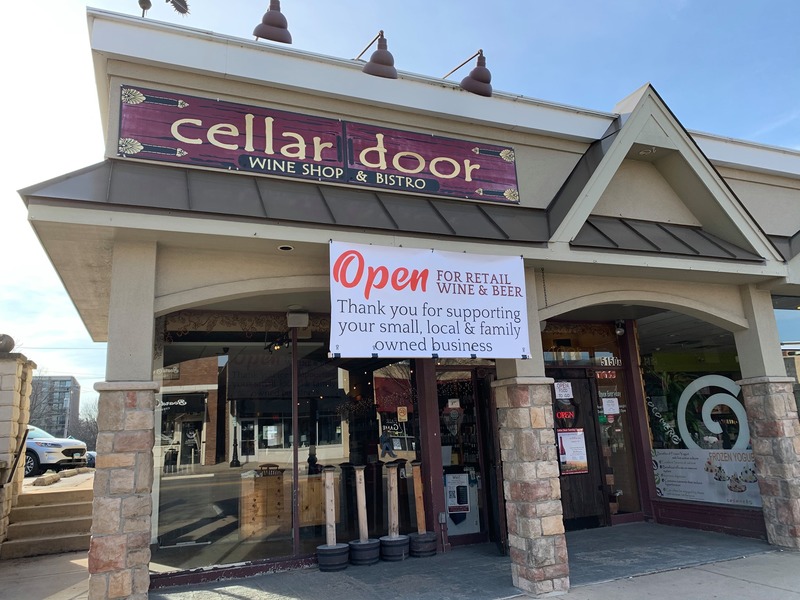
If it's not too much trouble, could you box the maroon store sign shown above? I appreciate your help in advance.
[118,85,519,203]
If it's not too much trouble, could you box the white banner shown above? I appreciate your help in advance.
[652,448,761,508]
[329,241,530,358]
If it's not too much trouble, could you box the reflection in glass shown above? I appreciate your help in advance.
[152,344,421,572]
[437,370,483,538]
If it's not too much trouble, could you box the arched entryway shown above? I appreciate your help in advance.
[538,297,766,539]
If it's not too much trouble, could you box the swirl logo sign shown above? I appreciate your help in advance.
[676,374,750,450]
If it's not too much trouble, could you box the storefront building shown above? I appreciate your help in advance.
[19,9,800,599]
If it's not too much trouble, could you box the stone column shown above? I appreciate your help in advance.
[733,285,800,549]
[89,241,158,600]
[88,381,158,600]
[0,350,35,548]
[493,375,569,596]
[739,377,800,549]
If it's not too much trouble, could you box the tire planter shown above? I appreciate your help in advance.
[379,534,409,561]
[408,531,437,557]
[317,543,349,572]
[348,538,380,565]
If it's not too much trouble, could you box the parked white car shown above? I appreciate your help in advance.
[24,425,88,477]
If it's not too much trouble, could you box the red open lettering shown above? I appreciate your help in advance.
[332,249,429,299]
[365,266,389,298]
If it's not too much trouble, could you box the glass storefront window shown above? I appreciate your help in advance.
[542,323,622,367]
[374,361,417,458]
[641,348,760,507]
[152,336,421,572]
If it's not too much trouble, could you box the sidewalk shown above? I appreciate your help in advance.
[566,551,800,600]
[1,546,799,600]
[2,480,797,600]
[21,468,95,494]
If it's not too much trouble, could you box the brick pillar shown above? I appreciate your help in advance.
[493,376,569,596]
[739,376,800,549]
[0,353,35,547]
[88,381,158,600]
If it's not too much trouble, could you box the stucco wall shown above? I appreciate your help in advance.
[721,169,800,237]
[593,159,702,226]
[534,271,746,331]
[154,245,329,315]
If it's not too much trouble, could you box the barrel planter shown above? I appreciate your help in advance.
[349,538,380,565]
[380,534,409,561]
[408,531,437,557]
[317,543,349,572]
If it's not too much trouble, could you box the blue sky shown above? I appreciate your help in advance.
[1,0,799,411]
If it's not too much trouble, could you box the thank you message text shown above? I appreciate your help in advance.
[329,241,530,359]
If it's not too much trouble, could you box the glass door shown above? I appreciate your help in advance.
[550,373,608,530]
[594,369,641,518]
[542,321,642,529]
[437,368,490,544]
[240,419,256,458]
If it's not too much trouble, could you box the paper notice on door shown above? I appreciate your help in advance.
[554,381,573,399]
[602,397,620,415]
[557,428,588,475]
[446,473,470,513]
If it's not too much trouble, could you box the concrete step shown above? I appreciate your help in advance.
[6,516,93,540]
[6,487,94,559]
[0,533,90,560]
[16,488,93,507]
[10,500,92,522]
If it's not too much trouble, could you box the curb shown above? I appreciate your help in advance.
[32,467,94,487]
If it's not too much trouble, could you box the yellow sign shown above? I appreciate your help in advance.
[397,406,408,422]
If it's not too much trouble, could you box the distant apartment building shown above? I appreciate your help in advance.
[30,376,80,437]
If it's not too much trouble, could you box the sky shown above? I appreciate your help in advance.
[1,0,799,413]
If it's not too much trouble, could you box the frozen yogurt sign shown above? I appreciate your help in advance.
[329,241,530,359]
[118,86,518,203]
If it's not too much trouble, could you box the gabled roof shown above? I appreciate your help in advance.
[546,84,783,263]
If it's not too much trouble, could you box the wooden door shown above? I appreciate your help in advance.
[477,371,508,555]
[552,376,608,530]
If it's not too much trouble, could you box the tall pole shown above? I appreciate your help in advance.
[386,462,399,538]
[355,465,369,542]
[230,399,240,467]
[412,460,426,534]
[291,326,299,553]
[324,466,337,546]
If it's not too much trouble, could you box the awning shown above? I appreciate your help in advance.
[20,159,550,245]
